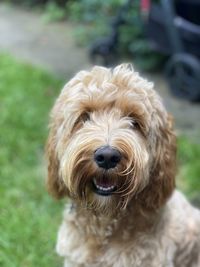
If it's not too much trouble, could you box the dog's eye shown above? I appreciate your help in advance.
[130,119,140,130]
[80,112,90,122]
[72,112,90,133]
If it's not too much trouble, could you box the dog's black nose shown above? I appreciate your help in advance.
[94,146,121,169]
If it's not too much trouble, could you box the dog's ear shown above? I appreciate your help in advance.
[139,114,176,210]
[45,127,68,199]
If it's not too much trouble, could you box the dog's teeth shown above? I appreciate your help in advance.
[93,179,115,192]
[96,184,115,191]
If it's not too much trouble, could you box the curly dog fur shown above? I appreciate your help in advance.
[46,64,200,267]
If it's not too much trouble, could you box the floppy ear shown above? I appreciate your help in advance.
[138,114,177,210]
[45,126,68,199]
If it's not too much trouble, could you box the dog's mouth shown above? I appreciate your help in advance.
[92,177,117,196]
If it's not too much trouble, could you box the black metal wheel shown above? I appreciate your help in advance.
[165,53,200,102]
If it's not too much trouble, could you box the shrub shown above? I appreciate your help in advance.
[66,0,165,70]
[5,0,68,7]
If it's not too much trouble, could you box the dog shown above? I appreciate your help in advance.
[46,64,200,267]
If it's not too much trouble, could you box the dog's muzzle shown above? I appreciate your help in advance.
[92,146,121,196]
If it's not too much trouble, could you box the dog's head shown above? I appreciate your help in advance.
[46,64,176,214]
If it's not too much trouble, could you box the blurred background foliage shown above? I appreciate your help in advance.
[65,0,165,70]
[5,0,165,70]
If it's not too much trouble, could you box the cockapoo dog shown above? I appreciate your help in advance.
[46,64,200,267]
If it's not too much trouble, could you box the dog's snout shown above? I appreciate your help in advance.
[94,146,121,169]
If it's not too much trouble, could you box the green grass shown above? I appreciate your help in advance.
[177,137,200,201]
[0,54,64,267]
[0,53,200,267]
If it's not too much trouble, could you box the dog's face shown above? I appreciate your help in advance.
[46,65,176,214]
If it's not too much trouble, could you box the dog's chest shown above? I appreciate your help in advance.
[56,208,175,267]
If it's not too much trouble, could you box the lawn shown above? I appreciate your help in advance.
[0,53,200,267]
[177,137,200,202]
[0,54,64,267]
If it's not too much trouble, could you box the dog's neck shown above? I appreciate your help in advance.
[69,200,165,239]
